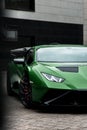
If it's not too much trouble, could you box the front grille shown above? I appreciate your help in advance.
[42,90,87,106]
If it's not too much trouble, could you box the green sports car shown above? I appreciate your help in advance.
[7,44,87,107]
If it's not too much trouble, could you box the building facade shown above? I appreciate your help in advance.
[3,0,83,24]
[2,0,87,69]
[83,0,87,45]
[1,0,85,49]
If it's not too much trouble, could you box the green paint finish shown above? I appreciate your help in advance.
[8,44,87,104]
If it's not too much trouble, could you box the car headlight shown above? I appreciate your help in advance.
[42,73,64,83]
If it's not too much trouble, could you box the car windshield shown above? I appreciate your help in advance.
[36,47,87,63]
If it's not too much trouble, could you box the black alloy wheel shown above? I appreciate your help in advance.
[19,72,32,108]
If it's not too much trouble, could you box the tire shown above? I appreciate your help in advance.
[19,72,32,108]
[7,70,13,96]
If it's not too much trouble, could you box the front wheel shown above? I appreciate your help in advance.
[19,73,32,108]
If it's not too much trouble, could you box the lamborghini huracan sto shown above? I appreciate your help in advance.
[7,44,87,108]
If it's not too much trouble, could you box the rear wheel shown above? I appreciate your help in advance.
[7,70,13,96]
[19,72,32,108]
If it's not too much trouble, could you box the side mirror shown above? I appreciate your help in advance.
[13,58,24,65]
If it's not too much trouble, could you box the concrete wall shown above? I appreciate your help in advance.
[3,0,83,24]
[3,0,86,44]
[83,0,87,45]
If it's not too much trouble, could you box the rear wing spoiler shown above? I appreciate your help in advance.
[10,47,30,58]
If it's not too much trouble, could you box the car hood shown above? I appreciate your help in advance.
[34,62,87,90]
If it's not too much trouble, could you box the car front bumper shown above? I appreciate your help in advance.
[41,89,87,107]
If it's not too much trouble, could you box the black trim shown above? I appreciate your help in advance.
[42,90,87,106]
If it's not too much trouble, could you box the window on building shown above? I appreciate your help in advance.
[5,0,35,11]
[3,29,18,41]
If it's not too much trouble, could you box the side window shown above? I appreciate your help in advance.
[25,49,34,64]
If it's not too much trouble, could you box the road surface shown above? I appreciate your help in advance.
[1,71,87,130]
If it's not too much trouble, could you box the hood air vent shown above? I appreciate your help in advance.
[56,67,78,73]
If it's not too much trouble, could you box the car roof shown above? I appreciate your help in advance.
[34,44,86,50]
